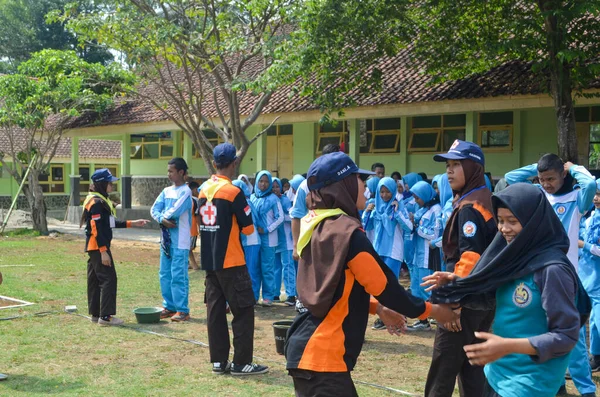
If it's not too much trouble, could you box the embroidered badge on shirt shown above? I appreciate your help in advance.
[513,282,532,308]
[91,214,101,221]
[556,205,566,215]
[244,205,251,216]
[200,202,217,226]
[462,221,477,237]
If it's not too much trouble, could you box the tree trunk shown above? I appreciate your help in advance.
[27,171,49,235]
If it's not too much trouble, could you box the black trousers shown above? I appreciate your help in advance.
[424,308,495,397]
[87,250,117,317]
[205,266,255,365]
[289,369,358,397]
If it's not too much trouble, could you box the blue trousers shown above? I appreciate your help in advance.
[563,326,596,394]
[381,256,401,279]
[590,295,600,356]
[279,250,296,297]
[259,236,277,301]
[159,247,190,313]
[274,251,284,298]
[411,267,433,301]
[244,244,261,301]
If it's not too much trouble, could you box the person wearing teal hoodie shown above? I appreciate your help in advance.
[361,176,381,243]
[407,181,442,331]
[233,179,262,301]
[250,171,284,306]
[272,177,295,305]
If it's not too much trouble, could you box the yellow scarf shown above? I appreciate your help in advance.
[297,208,347,256]
[201,175,231,202]
[83,192,116,216]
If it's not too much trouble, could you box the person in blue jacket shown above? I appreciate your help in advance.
[150,157,193,322]
[432,174,454,270]
[272,177,295,305]
[401,172,422,294]
[361,176,381,243]
[579,179,600,374]
[505,154,596,397]
[250,170,284,307]
[233,179,262,301]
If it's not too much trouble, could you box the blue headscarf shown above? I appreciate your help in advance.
[232,179,251,197]
[484,174,493,191]
[438,173,453,205]
[272,177,282,194]
[431,174,443,196]
[366,176,381,199]
[411,181,437,207]
[376,177,401,236]
[403,173,422,190]
[289,174,305,192]
[586,180,600,245]
[254,170,273,198]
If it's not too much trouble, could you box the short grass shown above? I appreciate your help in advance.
[0,234,590,396]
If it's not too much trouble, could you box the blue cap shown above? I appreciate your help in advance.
[433,139,485,166]
[307,152,375,191]
[213,143,237,165]
[91,168,119,183]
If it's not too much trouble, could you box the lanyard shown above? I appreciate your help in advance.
[453,185,486,208]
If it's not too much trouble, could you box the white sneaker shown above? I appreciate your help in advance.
[0,373,8,381]
[98,316,124,327]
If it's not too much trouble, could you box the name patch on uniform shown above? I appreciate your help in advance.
[200,202,217,226]
[513,282,532,308]
[556,205,566,215]
[244,205,251,216]
[462,221,477,237]
[91,214,101,221]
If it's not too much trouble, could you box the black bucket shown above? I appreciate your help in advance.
[272,320,293,355]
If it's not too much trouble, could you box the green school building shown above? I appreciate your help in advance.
[1,57,599,218]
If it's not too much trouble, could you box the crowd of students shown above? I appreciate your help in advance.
[80,139,600,396]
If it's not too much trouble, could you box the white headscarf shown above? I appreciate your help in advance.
[238,174,253,195]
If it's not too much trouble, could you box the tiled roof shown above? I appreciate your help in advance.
[0,127,121,159]
[66,49,600,129]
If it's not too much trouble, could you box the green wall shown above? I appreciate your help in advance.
[520,107,558,165]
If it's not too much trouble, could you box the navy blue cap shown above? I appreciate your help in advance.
[213,143,237,165]
[91,168,119,183]
[433,139,485,166]
[307,152,375,191]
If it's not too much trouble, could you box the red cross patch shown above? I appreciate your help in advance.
[200,202,217,226]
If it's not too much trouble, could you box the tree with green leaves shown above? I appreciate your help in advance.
[291,0,600,162]
[0,0,113,73]
[55,0,300,174]
[0,49,134,234]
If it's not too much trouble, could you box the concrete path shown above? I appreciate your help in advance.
[49,222,160,244]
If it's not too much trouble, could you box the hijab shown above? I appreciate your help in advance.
[253,170,272,198]
[432,174,443,191]
[437,173,453,206]
[366,176,381,199]
[412,181,437,206]
[484,174,493,191]
[298,174,363,318]
[238,174,254,195]
[443,159,493,259]
[289,174,305,192]
[432,183,576,305]
[272,177,282,196]
[376,177,400,236]
[403,173,422,190]
[585,180,600,245]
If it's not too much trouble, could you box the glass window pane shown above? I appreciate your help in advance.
[320,121,345,133]
[39,172,49,182]
[51,167,63,181]
[130,135,144,143]
[279,125,293,135]
[479,112,513,126]
[413,116,441,129]
[80,182,90,193]
[144,143,159,159]
[130,145,143,159]
[360,132,373,153]
[79,167,90,181]
[266,125,277,136]
[443,114,466,127]
[592,107,600,122]
[203,129,218,139]
[591,124,600,143]
[576,107,590,122]
[160,144,174,158]
[374,118,400,131]
[373,133,399,151]
[410,132,439,149]
[443,129,466,151]
[318,136,341,151]
[143,134,160,142]
[40,184,49,193]
[481,129,511,147]
[50,184,65,193]
[366,119,373,131]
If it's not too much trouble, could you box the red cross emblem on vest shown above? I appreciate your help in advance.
[200,202,217,226]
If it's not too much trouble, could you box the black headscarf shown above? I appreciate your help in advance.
[432,182,576,305]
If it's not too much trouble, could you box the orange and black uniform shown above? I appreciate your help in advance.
[285,229,431,395]
[198,175,256,365]
[83,196,131,318]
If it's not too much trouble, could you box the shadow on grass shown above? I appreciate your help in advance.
[0,374,85,394]
[361,338,433,357]
[254,306,296,323]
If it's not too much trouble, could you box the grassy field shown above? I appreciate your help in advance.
[0,233,590,396]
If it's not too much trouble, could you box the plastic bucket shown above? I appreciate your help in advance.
[133,307,162,324]
[272,320,293,355]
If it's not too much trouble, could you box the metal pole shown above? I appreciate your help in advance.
[0,154,37,234]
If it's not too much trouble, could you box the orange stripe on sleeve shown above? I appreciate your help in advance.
[126,221,132,228]
[241,224,254,236]
[87,219,99,251]
[418,302,432,320]
[453,251,481,278]
[472,203,493,222]
[369,297,378,315]
[347,252,387,297]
